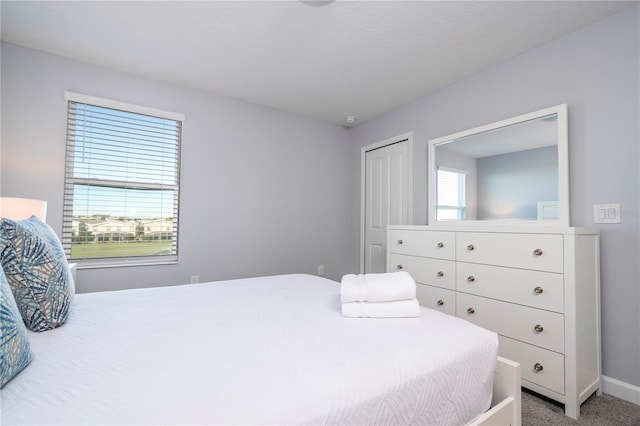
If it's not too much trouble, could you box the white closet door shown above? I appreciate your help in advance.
[364,141,409,273]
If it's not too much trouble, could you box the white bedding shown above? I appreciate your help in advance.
[1,274,498,425]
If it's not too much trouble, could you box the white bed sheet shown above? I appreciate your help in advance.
[1,274,498,425]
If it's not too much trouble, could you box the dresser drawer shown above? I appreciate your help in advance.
[456,262,564,313]
[388,230,455,260]
[416,284,455,316]
[388,254,455,290]
[456,232,564,273]
[499,335,565,395]
[457,293,564,353]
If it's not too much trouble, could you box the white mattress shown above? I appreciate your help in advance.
[1,274,498,425]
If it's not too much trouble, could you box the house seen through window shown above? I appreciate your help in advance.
[62,93,183,266]
[436,167,466,220]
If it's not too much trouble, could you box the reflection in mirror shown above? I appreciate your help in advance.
[428,104,568,227]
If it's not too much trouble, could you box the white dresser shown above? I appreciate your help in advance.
[387,225,601,419]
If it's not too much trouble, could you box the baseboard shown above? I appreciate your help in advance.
[602,375,640,406]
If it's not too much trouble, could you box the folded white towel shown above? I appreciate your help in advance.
[340,271,416,303]
[341,299,420,318]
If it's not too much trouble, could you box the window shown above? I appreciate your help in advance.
[437,166,466,220]
[63,92,183,267]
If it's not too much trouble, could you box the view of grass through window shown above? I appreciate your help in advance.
[72,241,172,259]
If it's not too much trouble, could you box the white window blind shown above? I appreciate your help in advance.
[62,93,183,267]
[437,167,466,220]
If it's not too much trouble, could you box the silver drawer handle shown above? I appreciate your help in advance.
[437,299,444,306]
[437,242,444,248]
[467,307,475,314]
[396,264,403,270]
[534,324,544,333]
[467,244,475,251]
[534,363,544,372]
[397,239,403,245]
[467,275,475,282]
[533,248,543,256]
[437,271,444,277]
[534,286,544,294]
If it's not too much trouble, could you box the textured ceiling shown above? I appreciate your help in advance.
[0,1,634,126]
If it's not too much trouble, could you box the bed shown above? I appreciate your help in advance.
[1,273,520,425]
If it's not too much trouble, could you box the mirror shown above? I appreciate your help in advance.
[428,104,568,227]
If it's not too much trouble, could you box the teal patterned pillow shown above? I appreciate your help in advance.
[0,266,33,387]
[0,216,75,332]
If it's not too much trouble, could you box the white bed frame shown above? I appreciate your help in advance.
[469,356,522,426]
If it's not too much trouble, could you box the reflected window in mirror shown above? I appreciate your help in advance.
[437,167,466,220]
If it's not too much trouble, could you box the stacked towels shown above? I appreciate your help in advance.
[340,271,420,318]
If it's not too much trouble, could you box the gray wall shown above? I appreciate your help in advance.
[350,6,639,389]
[477,146,558,220]
[1,42,354,292]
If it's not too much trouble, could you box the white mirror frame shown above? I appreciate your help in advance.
[428,104,569,227]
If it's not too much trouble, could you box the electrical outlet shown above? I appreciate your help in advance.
[190,275,199,284]
[317,265,324,276]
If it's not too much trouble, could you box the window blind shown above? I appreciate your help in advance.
[62,93,183,267]
[437,167,466,220]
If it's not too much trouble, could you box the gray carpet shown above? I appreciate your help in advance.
[522,389,640,425]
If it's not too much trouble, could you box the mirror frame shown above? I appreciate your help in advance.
[428,104,569,227]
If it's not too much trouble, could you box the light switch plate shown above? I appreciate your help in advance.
[593,203,621,224]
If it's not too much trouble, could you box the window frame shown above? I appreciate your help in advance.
[62,92,184,269]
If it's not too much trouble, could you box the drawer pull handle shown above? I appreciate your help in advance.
[467,244,475,251]
[396,264,403,270]
[533,248,543,256]
[467,307,475,314]
[437,300,444,306]
[534,363,544,372]
[437,271,444,277]
[534,286,544,294]
[437,242,444,248]
[467,275,475,282]
[397,239,403,245]
[534,324,544,333]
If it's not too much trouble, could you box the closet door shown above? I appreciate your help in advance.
[364,140,409,273]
